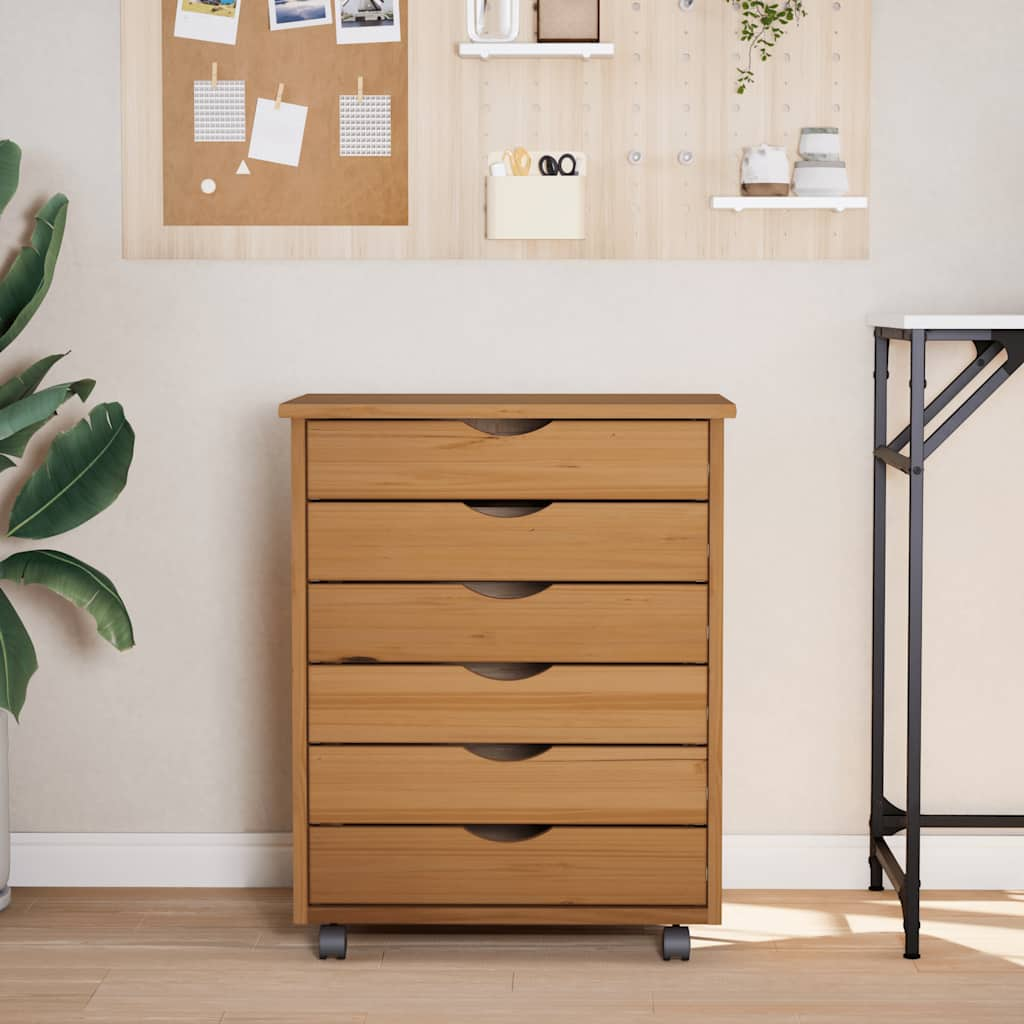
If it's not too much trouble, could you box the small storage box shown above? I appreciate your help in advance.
[537,0,600,43]
[485,151,586,241]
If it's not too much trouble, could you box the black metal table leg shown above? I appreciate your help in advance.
[903,328,926,960]
[868,327,889,893]
[869,321,1024,959]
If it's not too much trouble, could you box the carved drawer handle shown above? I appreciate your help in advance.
[463,502,552,518]
[463,419,552,436]
[464,825,552,843]
[462,582,551,599]
[464,663,553,680]
[464,744,552,762]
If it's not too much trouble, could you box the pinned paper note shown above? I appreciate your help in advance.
[236,160,251,175]
[193,80,246,142]
[248,97,308,167]
[339,94,391,157]
[175,0,243,46]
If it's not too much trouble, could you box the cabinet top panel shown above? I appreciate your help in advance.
[279,394,737,421]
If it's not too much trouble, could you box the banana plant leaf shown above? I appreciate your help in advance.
[8,402,134,539]
[0,381,95,464]
[0,352,66,408]
[0,585,38,720]
[0,423,50,461]
[0,550,134,652]
[0,379,94,449]
[0,140,20,218]
[0,192,69,354]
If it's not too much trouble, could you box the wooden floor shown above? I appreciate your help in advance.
[1,890,1023,1023]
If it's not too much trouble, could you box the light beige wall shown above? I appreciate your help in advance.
[2,1,1023,835]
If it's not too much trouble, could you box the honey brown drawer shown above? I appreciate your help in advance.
[306,420,710,500]
[308,583,708,664]
[309,826,707,906]
[308,745,707,825]
[308,664,709,744]
[307,502,708,582]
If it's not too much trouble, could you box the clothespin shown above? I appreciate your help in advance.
[275,83,285,110]
[357,75,364,102]
[211,61,218,87]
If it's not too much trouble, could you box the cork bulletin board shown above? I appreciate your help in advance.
[124,0,871,259]
[160,0,409,226]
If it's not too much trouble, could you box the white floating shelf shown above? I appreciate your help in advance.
[711,196,869,213]
[458,42,615,60]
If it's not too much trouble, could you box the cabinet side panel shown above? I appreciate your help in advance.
[707,419,724,922]
[291,421,309,923]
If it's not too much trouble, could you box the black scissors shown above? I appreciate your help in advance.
[538,153,578,177]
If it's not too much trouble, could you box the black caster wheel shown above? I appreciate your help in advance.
[662,925,691,962]
[318,924,348,960]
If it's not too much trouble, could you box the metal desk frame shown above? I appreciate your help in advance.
[870,324,1024,959]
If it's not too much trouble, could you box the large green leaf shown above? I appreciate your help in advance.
[0,140,20,219]
[0,381,95,463]
[0,192,69,353]
[0,586,38,720]
[0,380,95,448]
[0,550,134,651]
[8,402,134,539]
[0,352,67,408]
[0,422,51,460]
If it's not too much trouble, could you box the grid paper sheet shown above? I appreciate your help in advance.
[194,80,246,143]
[339,94,392,157]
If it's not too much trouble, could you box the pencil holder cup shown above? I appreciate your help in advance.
[485,151,586,240]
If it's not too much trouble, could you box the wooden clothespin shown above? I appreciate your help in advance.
[357,76,364,102]
[211,61,218,87]
[275,83,285,110]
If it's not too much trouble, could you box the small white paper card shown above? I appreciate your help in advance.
[248,98,308,167]
[336,0,400,45]
[174,0,243,46]
[269,0,333,30]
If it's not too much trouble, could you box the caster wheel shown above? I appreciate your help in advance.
[662,925,691,962]
[318,924,348,960]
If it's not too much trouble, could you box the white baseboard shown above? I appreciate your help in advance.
[724,834,1024,890]
[10,833,291,888]
[10,833,1024,890]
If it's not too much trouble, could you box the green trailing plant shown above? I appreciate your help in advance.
[727,0,807,95]
[0,140,135,720]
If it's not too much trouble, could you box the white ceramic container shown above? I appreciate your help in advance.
[792,159,849,197]
[741,144,791,195]
[799,127,842,161]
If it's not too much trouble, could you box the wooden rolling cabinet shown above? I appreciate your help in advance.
[279,394,736,963]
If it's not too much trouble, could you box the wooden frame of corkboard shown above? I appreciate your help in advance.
[122,0,870,260]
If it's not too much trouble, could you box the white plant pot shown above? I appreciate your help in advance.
[0,714,9,910]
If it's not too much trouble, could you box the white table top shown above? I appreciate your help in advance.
[870,314,1024,329]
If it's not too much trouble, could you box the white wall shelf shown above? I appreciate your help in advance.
[711,196,869,214]
[458,42,615,60]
